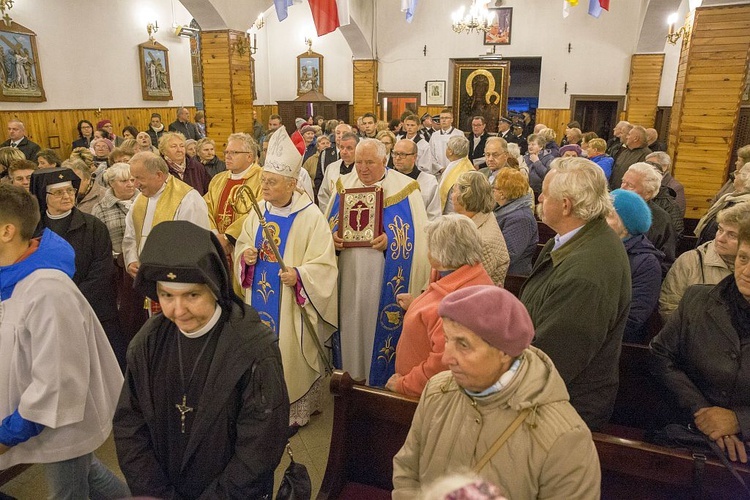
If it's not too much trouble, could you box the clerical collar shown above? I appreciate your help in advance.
[402,167,420,180]
[180,304,222,338]
[340,161,354,175]
[465,358,522,398]
[150,181,168,199]
[440,127,455,135]
[46,209,72,220]
[230,165,252,180]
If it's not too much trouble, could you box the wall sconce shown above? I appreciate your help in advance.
[233,34,251,56]
[0,0,14,27]
[147,20,159,42]
[254,13,265,30]
[666,13,689,46]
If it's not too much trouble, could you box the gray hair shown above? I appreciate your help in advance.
[454,171,495,213]
[102,162,131,185]
[717,201,750,227]
[130,151,168,174]
[626,162,662,199]
[61,158,91,180]
[630,126,647,146]
[357,138,386,160]
[646,151,672,174]
[227,133,257,161]
[7,119,24,130]
[538,127,556,142]
[735,162,750,193]
[425,214,483,269]
[548,157,613,221]
[485,136,508,151]
[447,135,469,158]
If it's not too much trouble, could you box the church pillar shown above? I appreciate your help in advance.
[625,54,665,128]
[667,4,750,218]
[352,60,378,120]
[200,30,254,157]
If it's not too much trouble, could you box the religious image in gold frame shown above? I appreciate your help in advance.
[138,40,173,101]
[451,59,510,133]
[0,22,46,102]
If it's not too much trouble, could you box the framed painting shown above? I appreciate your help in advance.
[425,80,446,106]
[138,40,173,101]
[0,22,46,102]
[484,7,512,46]
[297,51,323,96]
[450,59,511,133]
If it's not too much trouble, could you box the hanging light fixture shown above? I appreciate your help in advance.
[451,0,494,35]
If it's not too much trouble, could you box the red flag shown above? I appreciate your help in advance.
[600,0,610,10]
[308,0,340,36]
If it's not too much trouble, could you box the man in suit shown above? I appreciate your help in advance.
[2,119,41,160]
[468,116,490,167]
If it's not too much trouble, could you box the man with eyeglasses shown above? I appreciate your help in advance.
[393,139,440,220]
[122,152,210,284]
[204,133,263,269]
[468,116,489,167]
[478,136,510,186]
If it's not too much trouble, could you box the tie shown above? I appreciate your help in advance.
[10,142,17,148]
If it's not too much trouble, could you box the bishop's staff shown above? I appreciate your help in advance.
[232,184,334,375]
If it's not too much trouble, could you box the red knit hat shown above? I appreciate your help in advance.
[438,285,535,356]
[96,119,111,129]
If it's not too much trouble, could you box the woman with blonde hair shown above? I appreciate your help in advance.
[451,171,510,285]
[493,169,539,275]
[376,129,396,168]
[0,146,26,180]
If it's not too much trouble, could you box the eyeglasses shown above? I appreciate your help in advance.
[392,152,415,158]
[224,150,251,157]
[47,187,77,198]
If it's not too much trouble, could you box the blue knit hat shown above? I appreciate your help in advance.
[611,189,652,236]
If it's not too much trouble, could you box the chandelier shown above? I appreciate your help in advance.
[451,0,494,34]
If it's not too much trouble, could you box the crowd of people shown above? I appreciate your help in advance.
[0,105,747,498]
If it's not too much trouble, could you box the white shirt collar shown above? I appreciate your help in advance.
[552,225,584,251]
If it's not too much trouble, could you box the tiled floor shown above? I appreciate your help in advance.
[1,378,335,499]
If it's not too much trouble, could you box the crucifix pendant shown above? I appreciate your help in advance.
[175,394,193,434]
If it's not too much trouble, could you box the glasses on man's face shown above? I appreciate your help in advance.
[47,187,77,199]
[392,152,415,159]
[224,150,251,157]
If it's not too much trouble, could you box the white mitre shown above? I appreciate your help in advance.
[263,126,303,178]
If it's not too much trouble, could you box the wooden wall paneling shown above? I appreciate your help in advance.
[228,31,253,137]
[667,4,750,218]
[626,54,665,128]
[0,107,196,160]
[534,109,571,142]
[352,60,378,120]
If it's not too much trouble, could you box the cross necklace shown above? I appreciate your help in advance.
[175,330,214,434]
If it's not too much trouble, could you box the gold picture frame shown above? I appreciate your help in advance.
[0,22,46,102]
[138,40,173,101]
[297,51,323,96]
[450,59,511,133]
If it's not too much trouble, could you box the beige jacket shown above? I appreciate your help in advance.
[659,240,733,321]
[472,211,510,286]
[392,347,600,500]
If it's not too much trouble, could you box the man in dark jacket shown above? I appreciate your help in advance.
[168,107,200,141]
[520,157,631,431]
[467,115,490,166]
[2,119,40,160]
[114,221,289,499]
[610,125,652,190]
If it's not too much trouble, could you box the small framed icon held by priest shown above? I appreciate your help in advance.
[338,186,384,247]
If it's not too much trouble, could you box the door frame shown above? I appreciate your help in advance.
[378,92,421,122]
[569,94,626,121]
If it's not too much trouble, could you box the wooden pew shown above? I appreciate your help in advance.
[320,371,750,499]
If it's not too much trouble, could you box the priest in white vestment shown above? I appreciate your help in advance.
[325,139,430,387]
[122,152,210,278]
[235,127,338,427]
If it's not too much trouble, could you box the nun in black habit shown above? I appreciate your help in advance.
[113,220,289,499]
[28,167,126,370]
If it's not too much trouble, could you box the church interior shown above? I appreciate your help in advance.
[1,0,750,498]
